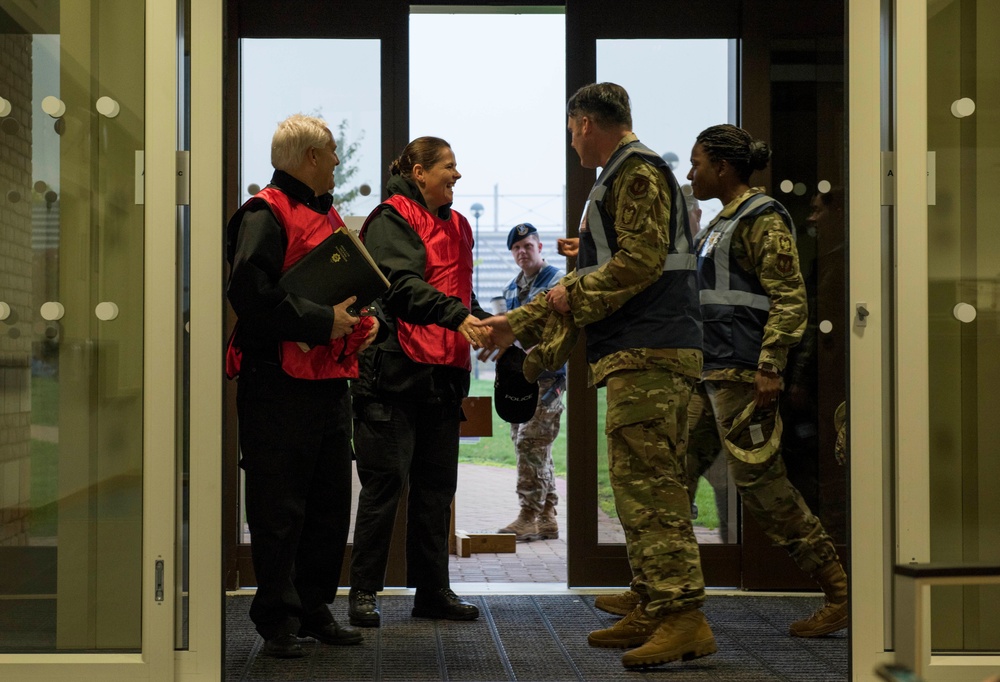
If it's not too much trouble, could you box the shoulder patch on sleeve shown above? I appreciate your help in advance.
[621,203,637,225]
[775,253,794,274]
[627,175,650,199]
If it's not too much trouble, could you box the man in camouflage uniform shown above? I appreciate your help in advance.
[687,124,848,637]
[497,223,565,542]
[475,83,716,670]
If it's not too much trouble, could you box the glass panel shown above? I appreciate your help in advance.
[767,37,848,547]
[409,13,567,560]
[926,0,1000,654]
[239,38,382,221]
[0,0,145,652]
[596,39,733,545]
[238,38,381,547]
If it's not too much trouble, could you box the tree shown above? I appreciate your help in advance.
[331,119,366,214]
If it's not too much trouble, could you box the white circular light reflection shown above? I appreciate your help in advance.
[0,97,11,117]
[953,302,977,323]
[817,180,832,194]
[41,96,66,118]
[96,96,120,118]
[0,302,10,321]
[95,301,119,321]
[951,98,976,118]
[40,301,65,321]
[819,320,833,334]
[779,180,794,194]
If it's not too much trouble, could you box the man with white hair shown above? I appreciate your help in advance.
[226,114,380,658]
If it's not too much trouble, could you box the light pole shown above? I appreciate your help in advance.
[469,203,485,380]
[469,202,484,299]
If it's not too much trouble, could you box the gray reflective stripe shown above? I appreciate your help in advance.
[579,143,693,277]
[577,239,695,277]
[699,193,774,312]
[700,289,771,310]
[586,185,611,265]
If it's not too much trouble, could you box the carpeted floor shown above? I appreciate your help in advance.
[225,593,848,681]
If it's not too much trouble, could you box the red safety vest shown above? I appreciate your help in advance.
[226,186,372,380]
[365,194,474,371]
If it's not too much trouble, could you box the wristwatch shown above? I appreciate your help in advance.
[757,362,780,376]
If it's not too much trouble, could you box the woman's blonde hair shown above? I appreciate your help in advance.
[270,114,331,172]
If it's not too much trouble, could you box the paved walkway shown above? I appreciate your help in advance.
[250,463,718,585]
[447,463,720,584]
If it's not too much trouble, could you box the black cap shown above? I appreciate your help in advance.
[494,346,539,423]
[506,223,538,250]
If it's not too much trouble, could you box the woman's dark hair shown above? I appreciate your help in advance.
[389,136,451,177]
[567,82,632,129]
[695,124,771,183]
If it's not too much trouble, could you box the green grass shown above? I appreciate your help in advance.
[29,439,59,537]
[28,375,60,537]
[461,379,720,530]
[31,375,59,426]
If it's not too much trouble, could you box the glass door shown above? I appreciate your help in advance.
[224,0,409,589]
[886,0,1000,678]
[0,0,179,677]
[564,0,848,591]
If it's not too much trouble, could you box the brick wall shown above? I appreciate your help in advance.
[0,34,34,546]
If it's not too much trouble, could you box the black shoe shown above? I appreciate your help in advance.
[298,619,363,645]
[261,634,305,658]
[348,588,381,627]
[412,588,479,621]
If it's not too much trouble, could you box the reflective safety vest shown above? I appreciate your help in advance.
[695,192,793,372]
[576,141,702,362]
[363,194,474,371]
[226,186,369,380]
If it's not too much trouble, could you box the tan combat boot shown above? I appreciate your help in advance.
[587,603,660,648]
[594,589,642,616]
[621,608,717,669]
[789,560,849,637]
[498,508,538,541]
[536,502,559,540]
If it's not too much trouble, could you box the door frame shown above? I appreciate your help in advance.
[221,0,411,589]
[0,0,178,678]
[564,0,847,590]
[864,1,1000,679]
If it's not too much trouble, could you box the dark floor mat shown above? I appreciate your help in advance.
[226,593,847,681]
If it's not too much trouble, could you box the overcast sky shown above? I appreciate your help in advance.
[241,13,730,229]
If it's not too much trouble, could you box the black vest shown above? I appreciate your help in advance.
[695,193,793,371]
[577,141,702,363]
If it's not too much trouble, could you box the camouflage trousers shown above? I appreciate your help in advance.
[605,368,705,618]
[685,383,730,541]
[509,377,563,513]
[703,379,839,575]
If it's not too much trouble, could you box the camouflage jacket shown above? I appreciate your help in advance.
[511,134,702,387]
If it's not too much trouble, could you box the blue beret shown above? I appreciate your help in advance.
[506,223,538,250]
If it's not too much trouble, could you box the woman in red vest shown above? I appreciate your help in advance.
[348,137,491,627]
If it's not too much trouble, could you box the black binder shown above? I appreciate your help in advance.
[279,227,390,315]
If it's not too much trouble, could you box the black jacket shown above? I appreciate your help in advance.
[353,174,488,407]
